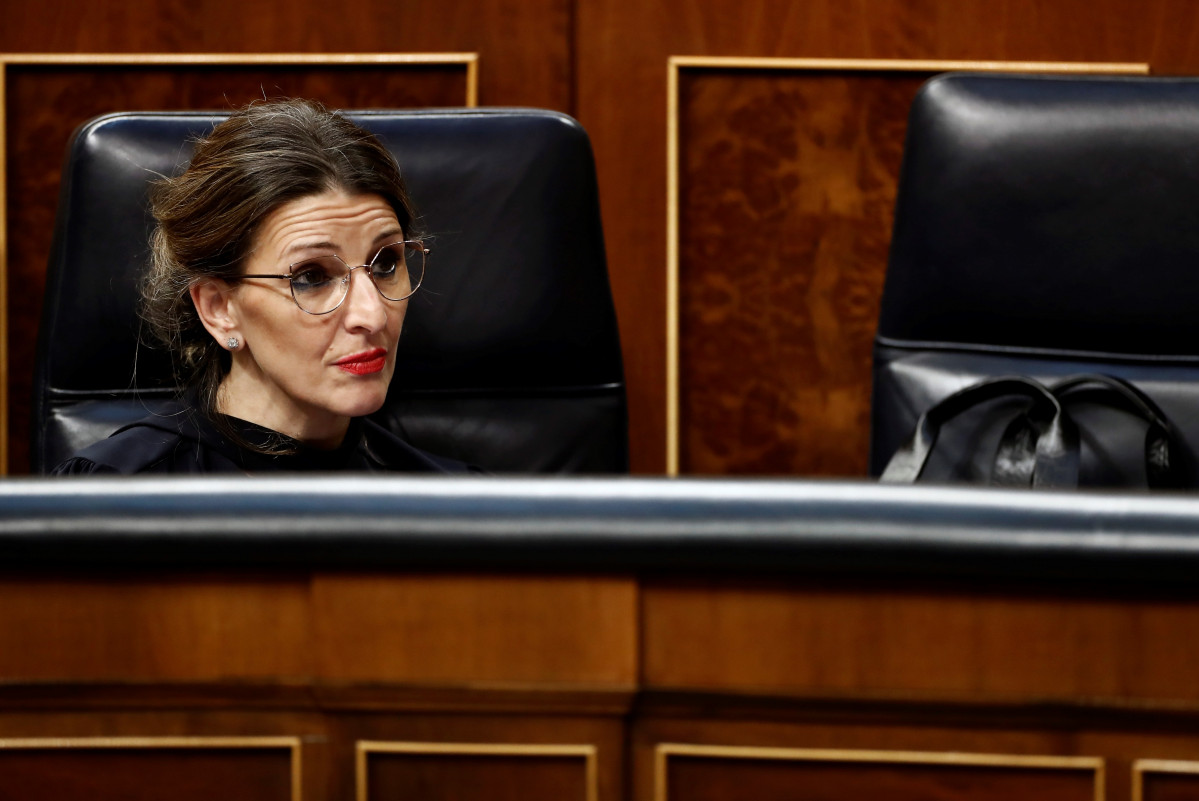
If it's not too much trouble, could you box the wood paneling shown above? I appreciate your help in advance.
[331,715,623,801]
[311,575,638,685]
[632,720,1188,801]
[0,738,298,801]
[0,573,638,687]
[0,576,312,680]
[656,745,1101,801]
[641,579,1199,704]
[675,68,916,476]
[1,570,1199,801]
[358,742,596,801]
[1135,760,1199,801]
[0,1,570,108]
[0,691,622,801]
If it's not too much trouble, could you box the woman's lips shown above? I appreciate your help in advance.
[334,348,387,375]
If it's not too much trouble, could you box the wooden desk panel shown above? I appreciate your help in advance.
[655,745,1100,801]
[312,574,638,686]
[0,737,299,801]
[0,568,1197,801]
[0,573,638,687]
[0,572,633,801]
[358,742,597,801]
[640,579,1199,706]
[0,576,312,681]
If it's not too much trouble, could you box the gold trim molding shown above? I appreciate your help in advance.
[356,740,598,801]
[0,51,478,474]
[654,742,1105,801]
[0,736,302,801]
[1132,758,1199,801]
[664,55,1150,475]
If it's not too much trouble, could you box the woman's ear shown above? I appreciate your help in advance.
[190,279,239,344]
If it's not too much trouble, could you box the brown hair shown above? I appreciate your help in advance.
[141,98,419,444]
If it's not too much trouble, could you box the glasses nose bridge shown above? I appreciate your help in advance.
[339,261,387,303]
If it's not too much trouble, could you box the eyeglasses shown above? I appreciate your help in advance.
[237,240,427,315]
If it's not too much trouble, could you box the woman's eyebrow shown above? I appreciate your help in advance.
[284,229,403,258]
[373,228,404,243]
[284,240,338,258]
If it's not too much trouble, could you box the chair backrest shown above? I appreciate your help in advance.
[33,108,627,473]
[871,73,1199,478]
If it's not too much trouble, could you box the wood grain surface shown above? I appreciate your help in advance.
[0,744,295,801]
[311,574,638,685]
[0,576,312,681]
[659,751,1097,801]
[0,571,1197,801]
[631,719,1199,801]
[677,69,916,475]
[641,578,1199,703]
[362,748,592,801]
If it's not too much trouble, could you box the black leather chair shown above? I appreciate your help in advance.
[33,108,627,474]
[871,73,1199,485]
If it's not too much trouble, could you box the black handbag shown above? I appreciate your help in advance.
[879,374,1192,489]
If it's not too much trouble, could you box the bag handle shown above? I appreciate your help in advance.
[1049,374,1189,490]
[881,376,1076,486]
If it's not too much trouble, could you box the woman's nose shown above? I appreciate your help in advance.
[341,266,390,330]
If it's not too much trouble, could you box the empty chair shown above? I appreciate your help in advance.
[871,73,1199,486]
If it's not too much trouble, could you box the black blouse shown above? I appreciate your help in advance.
[52,403,474,475]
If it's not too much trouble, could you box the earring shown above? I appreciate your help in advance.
[226,336,240,350]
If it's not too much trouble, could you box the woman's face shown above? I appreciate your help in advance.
[200,189,409,446]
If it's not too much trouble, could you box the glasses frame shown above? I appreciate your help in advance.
[237,239,428,315]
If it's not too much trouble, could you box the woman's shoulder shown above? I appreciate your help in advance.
[359,419,484,474]
[51,407,484,475]
[50,405,217,475]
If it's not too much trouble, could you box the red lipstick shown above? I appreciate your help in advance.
[335,348,387,375]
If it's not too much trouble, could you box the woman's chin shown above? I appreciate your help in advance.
[335,390,390,420]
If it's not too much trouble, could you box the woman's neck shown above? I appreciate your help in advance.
[215,372,351,449]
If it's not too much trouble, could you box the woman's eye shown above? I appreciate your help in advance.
[371,252,401,278]
[291,266,334,288]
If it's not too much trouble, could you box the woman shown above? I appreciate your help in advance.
[54,99,472,474]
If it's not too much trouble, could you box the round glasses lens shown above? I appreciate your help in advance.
[289,257,349,314]
[370,242,425,301]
